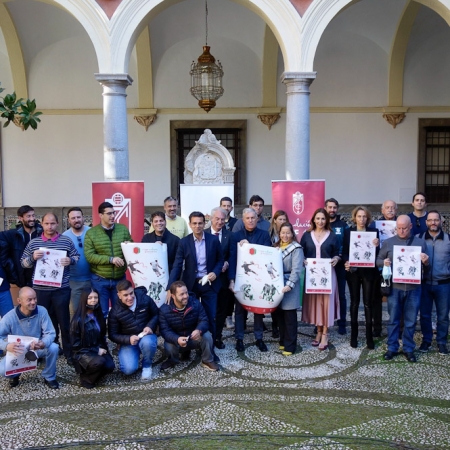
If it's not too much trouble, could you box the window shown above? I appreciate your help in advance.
[170,120,246,203]
[418,119,450,203]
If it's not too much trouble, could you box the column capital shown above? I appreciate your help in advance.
[94,73,133,86]
[281,72,316,94]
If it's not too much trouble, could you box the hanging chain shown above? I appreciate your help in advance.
[205,0,208,46]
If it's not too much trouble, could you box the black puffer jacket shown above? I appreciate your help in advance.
[159,294,209,345]
[108,286,159,345]
[0,223,43,287]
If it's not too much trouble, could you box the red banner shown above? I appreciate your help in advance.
[272,180,325,239]
[92,182,144,241]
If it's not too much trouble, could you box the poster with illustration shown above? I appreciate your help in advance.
[5,335,38,376]
[348,231,377,267]
[392,245,422,284]
[305,258,333,294]
[121,243,169,307]
[375,221,396,247]
[234,243,284,314]
[33,248,66,288]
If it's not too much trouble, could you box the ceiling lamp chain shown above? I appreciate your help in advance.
[190,0,224,112]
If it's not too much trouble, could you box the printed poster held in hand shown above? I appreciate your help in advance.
[234,243,284,314]
[348,231,377,267]
[305,258,333,294]
[392,245,422,284]
[5,335,38,376]
[33,248,66,288]
[121,243,169,307]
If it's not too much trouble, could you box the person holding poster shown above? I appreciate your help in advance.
[343,206,380,350]
[273,223,304,355]
[376,215,429,363]
[300,209,340,351]
[229,208,272,352]
[142,211,180,273]
[0,287,59,389]
[70,289,115,389]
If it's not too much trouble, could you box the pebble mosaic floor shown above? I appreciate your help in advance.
[0,310,449,450]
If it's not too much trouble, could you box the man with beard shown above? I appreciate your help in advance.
[0,205,43,288]
[142,211,180,272]
[325,198,349,335]
[63,208,91,317]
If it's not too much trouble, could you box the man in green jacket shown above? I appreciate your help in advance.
[84,202,132,317]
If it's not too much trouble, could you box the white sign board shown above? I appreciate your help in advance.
[33,248,66,288]
[392,245,422,284]
[305,258,333,294]
[348,231,377,267]
[234,243,284,314]
[121,243,169,308]
[375,221,396,247]
[5,335,38,376]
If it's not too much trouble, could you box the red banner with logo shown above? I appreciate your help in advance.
[92,182,144,241]
[272,180,325,239]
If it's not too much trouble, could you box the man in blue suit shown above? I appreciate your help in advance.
[205,207,233,350]
[167,211,224,348]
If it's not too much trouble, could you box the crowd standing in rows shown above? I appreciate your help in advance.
[0,191,448,389]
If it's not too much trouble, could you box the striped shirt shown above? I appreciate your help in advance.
[21,234,79,290]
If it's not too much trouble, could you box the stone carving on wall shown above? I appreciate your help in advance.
[184,129,235,185]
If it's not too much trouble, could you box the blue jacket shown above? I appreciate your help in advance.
[159,294,209,345]
[418,230,450,284]
[205,227,232,285]
[167,233,224,292]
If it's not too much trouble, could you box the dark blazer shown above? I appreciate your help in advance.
[205,227,231,285]
[167,232,224,292]
[141,228,180,272]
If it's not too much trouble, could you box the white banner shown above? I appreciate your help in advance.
[348,231,377,267]
[234,243,284,314]
[375,221,396,247]
[121,243,169,308]
[5,335,38,376]
[33,248,66,288]
[305,258,333,294]
[392,245,422,284]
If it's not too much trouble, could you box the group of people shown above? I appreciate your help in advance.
[0,191,447,390]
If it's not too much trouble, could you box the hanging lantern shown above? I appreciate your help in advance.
[190,46,224,112]
[189,0,224,112]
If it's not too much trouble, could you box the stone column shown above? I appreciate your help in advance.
[95,74,133,181]
[281,72,316,180]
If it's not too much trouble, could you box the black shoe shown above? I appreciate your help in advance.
[180,350,191,361]
[384,351,398,361]
[419,342,431,353]
[235,339,244,352]
[215,340,225,350]
[272,329,280,339]
[8,376,20,388]
[350,338,357,348]
[338,325,347,335]
[256,339,268,352]
[66,356,74,366]
[373,330,381,338]
[44,379,59,389]
[404,352,417,363]
[438,344,449,355]
[160,359,177,371]
[366,339,375,350]
[80,380,95,389]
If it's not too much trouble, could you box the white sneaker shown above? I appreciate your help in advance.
[141,367,152,380]
[226,316,234,329]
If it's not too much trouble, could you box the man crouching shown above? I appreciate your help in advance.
[159,281,218,372]
[108,280,158,380]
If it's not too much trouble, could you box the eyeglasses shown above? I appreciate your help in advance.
[77,236,83,248]
[103,211,116,216]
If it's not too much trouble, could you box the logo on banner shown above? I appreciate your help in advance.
[293,191,304,215]
[106,192,131,229]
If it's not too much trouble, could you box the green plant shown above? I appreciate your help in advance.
[0,82,42,130]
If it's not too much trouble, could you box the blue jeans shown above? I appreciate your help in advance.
[0,342,59,381]
[118,334,157,375]
[91,274,124,318]
[164,331,214,363]
[420,283,450,345]
[0,290,14,318]
[387,287,421,353]
[193,283,217,342]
